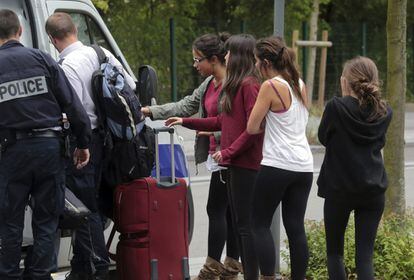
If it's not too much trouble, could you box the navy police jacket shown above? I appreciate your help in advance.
[0,40,91,148]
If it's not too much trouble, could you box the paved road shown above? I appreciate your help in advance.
[187,148,414,273]
[183,110,414,273]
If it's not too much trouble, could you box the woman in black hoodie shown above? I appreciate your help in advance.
[317,56,392,280]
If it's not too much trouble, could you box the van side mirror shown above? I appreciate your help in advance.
[137,65,158,106]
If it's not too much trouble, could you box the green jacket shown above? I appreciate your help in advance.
[149,76,221,164]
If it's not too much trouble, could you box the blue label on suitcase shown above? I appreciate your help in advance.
[151,144,189,178]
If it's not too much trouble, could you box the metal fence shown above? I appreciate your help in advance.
[164,20,414,104]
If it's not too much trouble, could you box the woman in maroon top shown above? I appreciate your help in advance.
[166,34,263,280]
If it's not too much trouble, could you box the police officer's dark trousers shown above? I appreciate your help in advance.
[66,131,109,276]
[0,137,65,280]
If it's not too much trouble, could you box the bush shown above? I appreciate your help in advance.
[282,210,414,279]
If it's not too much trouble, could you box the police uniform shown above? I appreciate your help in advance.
[0,40,91,280]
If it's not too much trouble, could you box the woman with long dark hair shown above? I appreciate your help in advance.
[317,56,392,280]
[142,33,243,279]
[166,34,263,280]
[247,36,313,280]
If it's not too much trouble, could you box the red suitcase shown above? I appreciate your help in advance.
[111,127,190,280]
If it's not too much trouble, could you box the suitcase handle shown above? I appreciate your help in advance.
[153,127,174,134]
[153,127,175,185]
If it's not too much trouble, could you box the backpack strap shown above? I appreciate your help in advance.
[91,44,108,64]
[90,44,109,142]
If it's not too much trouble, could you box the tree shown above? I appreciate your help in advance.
[91,0,109,12]
[99,0,203,103]
[383,0,407,216]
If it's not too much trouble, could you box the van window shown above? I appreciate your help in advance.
[68,12,114,53]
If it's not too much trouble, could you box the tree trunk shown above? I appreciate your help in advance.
[384,0,407,216]
[305,0,319,105]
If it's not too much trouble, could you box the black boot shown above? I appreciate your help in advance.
[65,272,90,280]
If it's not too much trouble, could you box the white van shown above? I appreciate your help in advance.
[0,0,194,278]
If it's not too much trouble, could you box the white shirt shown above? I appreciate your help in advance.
[59,41,136,129]
[261,76,313,172]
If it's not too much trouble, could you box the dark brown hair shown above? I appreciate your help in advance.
[45,12,77,40]
[222,34,259,113]
[342,56,387,121]
[0,9,20,40]
[193,32,230,65]
[255,36,305,105]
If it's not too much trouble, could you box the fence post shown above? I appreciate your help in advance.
[302,21,308,79]
[274,0,285,37]
[362,22,367,56]
[273,0,285,276]
[292,30,299,65]
[169,18,177,102]
[240,20,246,33]
[317,30,328,108]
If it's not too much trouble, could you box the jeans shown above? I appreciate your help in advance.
[0,138,64,280]
[66,132,109,275]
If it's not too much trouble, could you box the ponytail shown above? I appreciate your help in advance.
[255,36,305,105]
[343,56,387,122]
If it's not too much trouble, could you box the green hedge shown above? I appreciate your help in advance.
[282,210,414,279]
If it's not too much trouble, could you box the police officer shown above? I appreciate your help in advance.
[45,12,136,280]
[0,9,92,280]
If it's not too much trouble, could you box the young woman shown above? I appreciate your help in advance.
[247,36,313,280]
[317,56,392,280]
[166,34,263,280]
[142,33,242,279]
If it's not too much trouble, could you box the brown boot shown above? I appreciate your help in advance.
[260,275,276,280]
[219,257,243,280]
[193,257,225,280]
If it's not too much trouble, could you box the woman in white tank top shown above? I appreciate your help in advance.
[260,76,313,172]
[247,36,313,280]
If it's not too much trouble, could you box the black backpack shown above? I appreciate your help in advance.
[98,125,155,219]
[104,124,155,187]
[90,45,155,186]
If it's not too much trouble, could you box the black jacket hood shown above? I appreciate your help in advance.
[331,96,392,144]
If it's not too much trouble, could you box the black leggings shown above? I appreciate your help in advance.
[227,166,258,280]
[207,170,239,261]
[324,194,385,280]
[252,165,313,279]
